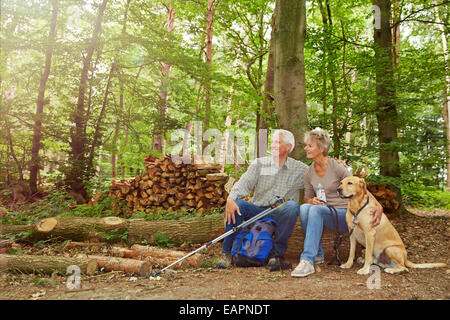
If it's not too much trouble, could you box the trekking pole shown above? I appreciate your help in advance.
[150,196,288,278]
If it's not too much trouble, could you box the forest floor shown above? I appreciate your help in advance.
[0,207,448,301]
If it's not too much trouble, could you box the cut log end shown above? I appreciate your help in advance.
[85,260,98,275]
[101,216,126,226]
[36,217,58,233]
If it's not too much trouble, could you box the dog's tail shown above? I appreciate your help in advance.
[405,260,447,269]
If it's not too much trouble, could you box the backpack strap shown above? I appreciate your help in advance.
[236,228,251,257]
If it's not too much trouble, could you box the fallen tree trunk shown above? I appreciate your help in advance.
[0,216,128,243]
[0,239,14,254]
[0,254,98,275]
[32,216,127,242]
[0,239,14,249]
[1,215,224,246]
[77,254,151,276]
[0,224,33,239]
[126,215,224,245]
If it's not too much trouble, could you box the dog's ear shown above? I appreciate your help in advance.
[359,178,367,193]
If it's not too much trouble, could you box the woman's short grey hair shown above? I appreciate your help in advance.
[272,129,295,153]
[304,127,331,156]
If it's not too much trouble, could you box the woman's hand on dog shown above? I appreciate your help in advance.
[370,202,383,227]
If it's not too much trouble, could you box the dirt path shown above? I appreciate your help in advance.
[0,211,448,300]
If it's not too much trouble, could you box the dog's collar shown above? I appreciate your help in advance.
[349,196,370,219]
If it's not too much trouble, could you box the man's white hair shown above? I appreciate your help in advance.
[272,129,295,153]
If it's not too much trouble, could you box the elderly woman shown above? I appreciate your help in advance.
[291,128,382,277]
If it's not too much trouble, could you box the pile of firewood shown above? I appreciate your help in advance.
[367,184,401,215]
[109,155,229,214]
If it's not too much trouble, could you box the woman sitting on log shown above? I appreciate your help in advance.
[291,128,383,277]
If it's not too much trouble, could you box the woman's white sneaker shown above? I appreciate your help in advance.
[291,260,315,277]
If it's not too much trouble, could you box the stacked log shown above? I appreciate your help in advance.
[77,254,151,277]
[0,254,98,275]
[367,184,401,215]
[111,245,202,270]
[109,155,229,214]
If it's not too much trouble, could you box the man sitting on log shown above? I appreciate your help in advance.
[217,129,308,269]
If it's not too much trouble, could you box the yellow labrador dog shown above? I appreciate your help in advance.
[337,176,447,274]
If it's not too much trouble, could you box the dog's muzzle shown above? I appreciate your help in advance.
[337,188,353,199]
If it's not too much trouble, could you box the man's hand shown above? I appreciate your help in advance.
[225,198,241,224]
[370,202,383,227]
[334,157,348,168]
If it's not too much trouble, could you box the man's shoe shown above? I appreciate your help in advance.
[216,253,232,269]
[267,256,283,267]
[291,260,315,277]
[267,256,292,271]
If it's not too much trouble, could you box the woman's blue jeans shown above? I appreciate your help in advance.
[222,199,299,257]
[299,203,348,264]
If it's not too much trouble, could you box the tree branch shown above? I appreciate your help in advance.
[392,1,449,27]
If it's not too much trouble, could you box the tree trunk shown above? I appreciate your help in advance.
[31,216,127,242]
[6,123,23,182]
[373,0,401,178]
[434,5,450,190]
[29,0,58,195]
[0,224,33,236]
[111,79,123,179]
[0,215,225,246]
[153,4,175,153]
[0,254,97,275]
[88,63,114,173]
[391,1,401,69]
[258,12,276,153]
[273,0,308,160]
[68,0,108,203]
[203,0,214,131]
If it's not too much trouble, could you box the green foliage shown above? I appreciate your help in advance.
[154,232,175,248]
[403,183,450,210]
[129,206,224,221]
[104,228,129,243]
[365,175,404,190]
[199,258,219,268]
[32,276,58,287]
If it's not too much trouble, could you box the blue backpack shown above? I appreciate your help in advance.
[231,218,277,267]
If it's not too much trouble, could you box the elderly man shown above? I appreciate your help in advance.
[218,129,309,268]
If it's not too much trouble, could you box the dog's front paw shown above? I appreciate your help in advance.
[340,262,353,269]
[357,267,370,275]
